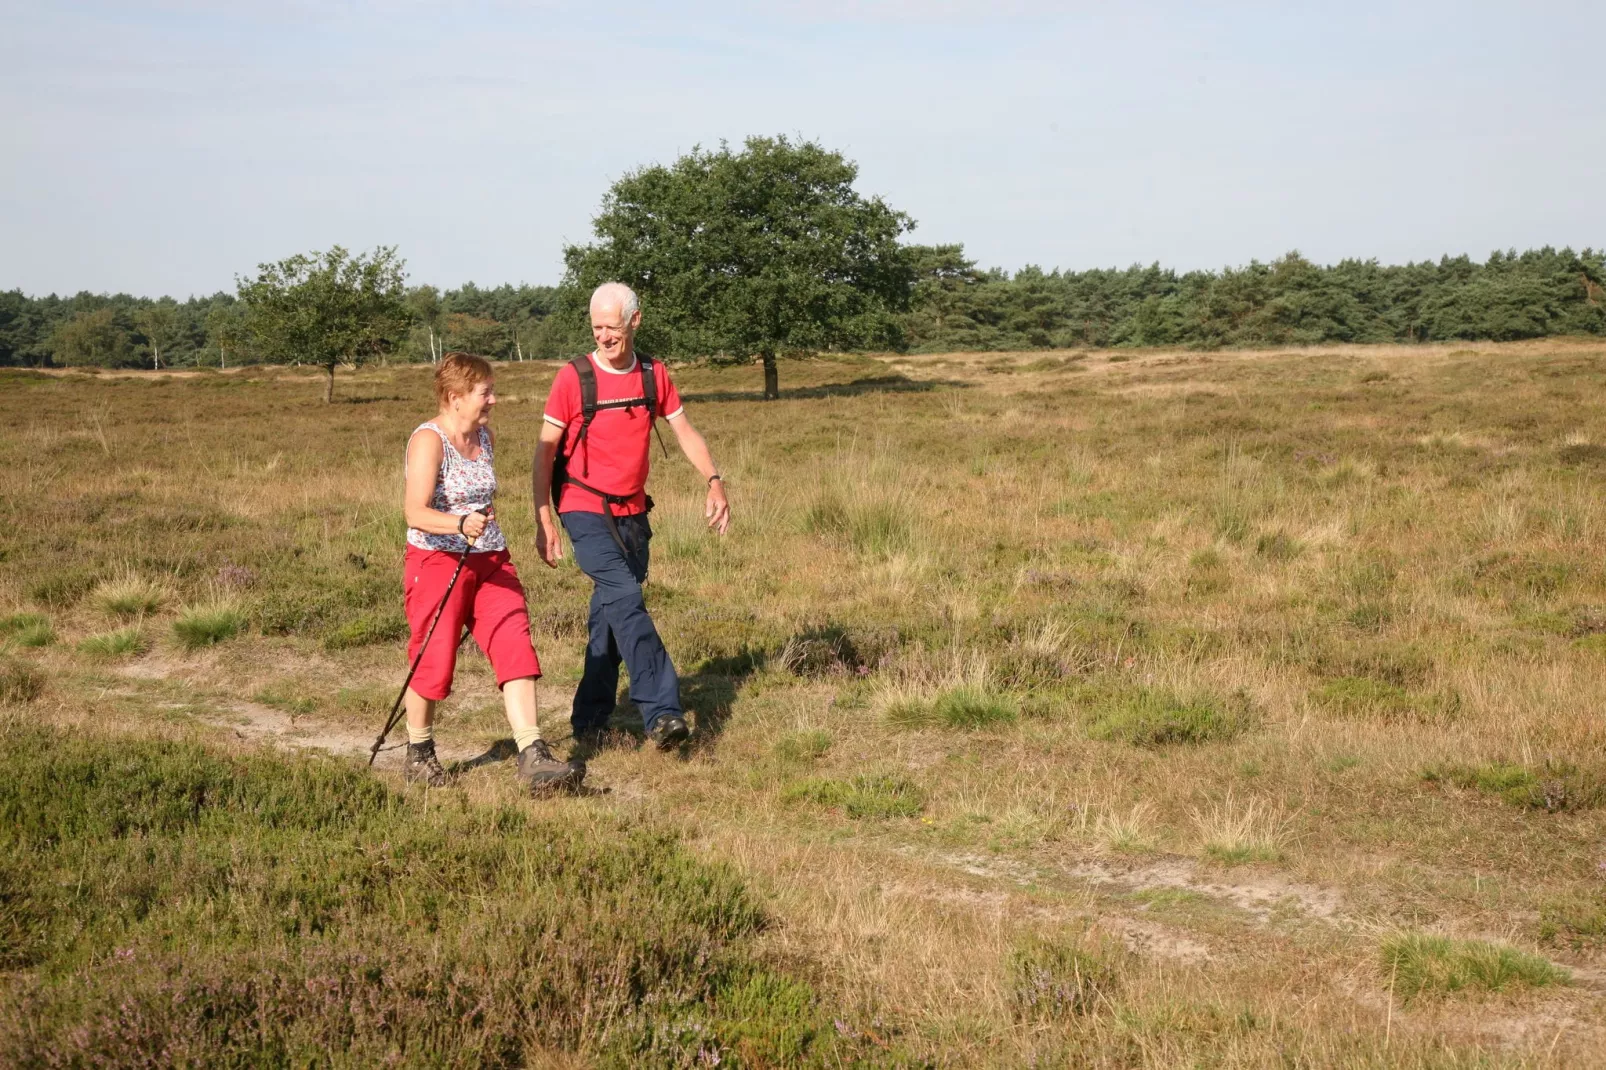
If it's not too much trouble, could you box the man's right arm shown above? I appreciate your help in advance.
[531,421,566,567]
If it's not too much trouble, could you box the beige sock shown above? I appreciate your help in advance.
[513,725,542,752]
[408,724,433,746]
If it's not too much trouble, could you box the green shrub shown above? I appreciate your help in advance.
[709,969,819,1065]
[0,726,867,1065]
[778,622,892,678]
[77,627,149,659]
[1008,935,1123,1020]
[784,773,925,819]
[1422,760,1606,812]
[0,658,44,704]
[322,612,407,651]
[1087,689,1256,747]
[1381,933,1568,1001]
[172,603,246,650]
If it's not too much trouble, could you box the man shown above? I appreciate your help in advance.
[532,282,731,753]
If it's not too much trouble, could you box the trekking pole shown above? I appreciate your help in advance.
[367,510,487,767]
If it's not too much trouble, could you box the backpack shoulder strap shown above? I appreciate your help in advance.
[638,354,658,417]
[636,353,670,458]
[571,356,598,442]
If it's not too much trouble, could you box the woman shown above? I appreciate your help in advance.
[401,351,582,794]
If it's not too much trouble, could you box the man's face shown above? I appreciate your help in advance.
[591,303,639,362]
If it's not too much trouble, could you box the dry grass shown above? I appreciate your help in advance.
[2,339,1605,1065]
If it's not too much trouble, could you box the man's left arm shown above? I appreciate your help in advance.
[667,412,730,535]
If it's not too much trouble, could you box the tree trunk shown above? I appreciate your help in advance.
[762,351,778,400]
[324,363,335,403]
[220,347,226,370]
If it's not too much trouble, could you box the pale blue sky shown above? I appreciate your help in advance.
[2,1,1601,297]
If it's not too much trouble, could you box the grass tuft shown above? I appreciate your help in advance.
[885,684,1018,730]
[172,601,247,650]
[0,658,45,704]
[1087,688,1256,747]
[1381,933,1568,1001]
[0,612,53,648]
[772,729,832,763]
[77,627,150,659]
[90,572,168,620]
[1193,793,1289,864]
[784,773,925,819]
[1095,803,1157,853]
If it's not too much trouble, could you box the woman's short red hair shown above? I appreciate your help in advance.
[434,351,493,407]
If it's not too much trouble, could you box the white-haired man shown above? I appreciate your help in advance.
[532,282,731,752]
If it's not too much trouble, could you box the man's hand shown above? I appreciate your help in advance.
[705,480,731,535]
[536,516,564,568]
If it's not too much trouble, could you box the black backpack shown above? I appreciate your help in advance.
[551,354,670,557]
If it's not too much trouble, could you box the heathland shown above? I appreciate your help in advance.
[1,341,1604,1066]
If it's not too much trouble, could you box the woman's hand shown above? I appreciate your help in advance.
[460,510,489,541]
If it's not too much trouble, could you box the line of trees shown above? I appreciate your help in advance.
[0,276,587,371]
[7,244,1600,374]
[903,244,1606,351]
[3,136,1602,380]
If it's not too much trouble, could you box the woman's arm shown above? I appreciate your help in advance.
[405,430,490,539]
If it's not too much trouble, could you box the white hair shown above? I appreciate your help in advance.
[589,282,640,321]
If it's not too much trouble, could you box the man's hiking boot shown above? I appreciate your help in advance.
[404,740,450,788]
[517,739,585,795]
[647,714,690,751]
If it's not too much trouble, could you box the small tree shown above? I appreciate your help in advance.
[562,136,916,399]
[237,246,411,401]
[204,301,247,369]
[407,285,444,362]
[133,298,182,369]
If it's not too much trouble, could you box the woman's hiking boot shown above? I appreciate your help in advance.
[517,739,585,795]
[404,740,450,788]
[647,714,690,751]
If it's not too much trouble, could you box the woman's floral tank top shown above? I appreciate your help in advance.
[405,422,507,553]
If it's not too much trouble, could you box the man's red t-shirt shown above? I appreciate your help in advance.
[543,352,683,515]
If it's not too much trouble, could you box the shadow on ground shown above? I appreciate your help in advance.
[680,375,961,404]
[562,647,766,763]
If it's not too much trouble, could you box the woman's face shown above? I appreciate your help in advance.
[453,379,496,425]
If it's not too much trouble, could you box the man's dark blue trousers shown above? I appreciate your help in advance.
[560,510,683,735]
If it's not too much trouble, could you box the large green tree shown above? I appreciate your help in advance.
[236,246,411,401]
[562,136,916,399]
[50,307,135,367]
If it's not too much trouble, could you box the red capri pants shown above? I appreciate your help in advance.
[403,546,542,701]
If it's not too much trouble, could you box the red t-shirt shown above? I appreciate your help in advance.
[543,353,683,515]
